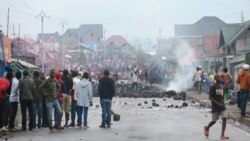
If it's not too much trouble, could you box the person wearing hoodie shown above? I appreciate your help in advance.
[76,72,93,129]
[236,64,250,118]
[98,69,115,128]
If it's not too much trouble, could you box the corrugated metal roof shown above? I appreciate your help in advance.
[175,16,227,36]
[219,26,242,46]
[11,59,39,69]
[64,25,103,40]
[219,20,250,47]
[239,44,250,53]
[227,54,245,64]
[38,32,61,42]
[228,20,250,46]
[79,24,103,39]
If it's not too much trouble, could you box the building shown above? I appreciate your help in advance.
[104,35,135,60]
[0,30,5,75]
[174,16,239,72]
[219,20,250,87]
[63,24,103,50]
[38,32,61,51]
[11,37,37,65]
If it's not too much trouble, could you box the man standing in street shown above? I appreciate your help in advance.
[221,67,232,103]
[204,74,229,140]
[19,70,34,131]
[62,69,73,127]
[236,64,250,118]
[8,71,22,131]
[32,71,43,128]
[71,70,80,127]
[40,69,63,131]
[98,69,115,128]
[76,72,93,129]
[0,72,13,130]
[193,67,202,94]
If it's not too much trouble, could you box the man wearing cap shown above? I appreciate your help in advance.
[236,64,250,118]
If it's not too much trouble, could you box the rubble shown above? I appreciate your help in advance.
[152,103,160,107]
[182,102,188,107]
[94,82,189,101]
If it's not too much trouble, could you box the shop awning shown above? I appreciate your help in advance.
[11,59,40,69]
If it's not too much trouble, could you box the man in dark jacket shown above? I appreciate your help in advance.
[32,71,43,128]
[98,69,115,128]
[19,70,34,131]
[40,69,62,131]
[62,69,73,127]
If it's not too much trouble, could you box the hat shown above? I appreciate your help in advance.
[243,64,249,70]
[55,72,62,81]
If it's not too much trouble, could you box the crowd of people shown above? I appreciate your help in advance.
[0,68,115,132]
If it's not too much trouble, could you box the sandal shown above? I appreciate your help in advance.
[204,126,209,137]
[220,136,229,140]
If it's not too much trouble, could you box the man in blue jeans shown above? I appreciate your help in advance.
[98,69,115,128]
[40,69,63,131]
[32,71,43,128]
[236,64,250,118]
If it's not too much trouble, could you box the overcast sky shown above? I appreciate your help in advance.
[0,0,250,40]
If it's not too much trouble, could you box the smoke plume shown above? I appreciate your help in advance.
[166,40,196,92]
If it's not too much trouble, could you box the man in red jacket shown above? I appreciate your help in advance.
[0,72,13,129]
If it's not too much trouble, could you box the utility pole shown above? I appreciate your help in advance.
[59,19,68,69]
[12,23,16,39]
[17,24,20,62]
[158,27,162,49]
[7,8,10,37]
[36,10,49,73]
[11,23,17,59]
[241,11,244,25]
[36,11,49,34]
[103,28,106,60]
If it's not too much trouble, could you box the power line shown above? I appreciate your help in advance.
[5,0,35,17]
[20,0,37,13]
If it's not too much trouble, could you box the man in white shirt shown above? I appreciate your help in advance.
[70,71,80,127]
[8,71,22,131]
[131,72,139,89]
[193,67,202,94]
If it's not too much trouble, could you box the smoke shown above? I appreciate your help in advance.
[166,40,196,92]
